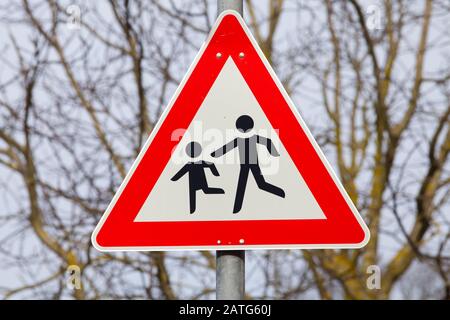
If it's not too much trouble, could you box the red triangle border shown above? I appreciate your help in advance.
[92,11,369,251]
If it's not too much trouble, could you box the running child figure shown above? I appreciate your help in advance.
[171,141,225,213]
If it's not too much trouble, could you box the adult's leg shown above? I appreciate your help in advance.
[233,165,250,213]
[250,165,285,198]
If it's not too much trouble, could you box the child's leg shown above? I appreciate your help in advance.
[189,188,197,214]
[202,186,225,194]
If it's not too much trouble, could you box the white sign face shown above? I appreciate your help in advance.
[135,58,326,222]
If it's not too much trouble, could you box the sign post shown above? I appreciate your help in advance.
[215,0,245,301]
[92,0,369,299]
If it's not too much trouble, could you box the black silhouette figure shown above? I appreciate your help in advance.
[211,115,285,213]
[171,141,224,214]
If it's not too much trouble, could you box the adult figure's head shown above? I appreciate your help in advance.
[185,141,202,158]
[235,115,254,133]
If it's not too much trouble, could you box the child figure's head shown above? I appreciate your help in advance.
[236,115,254,133]
[185,141,202,158]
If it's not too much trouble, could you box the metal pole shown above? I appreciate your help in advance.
[216,0,245,300]
[216,250,245,299]
[217,0,243,15]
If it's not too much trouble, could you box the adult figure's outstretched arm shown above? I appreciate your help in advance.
[211,138,238,157]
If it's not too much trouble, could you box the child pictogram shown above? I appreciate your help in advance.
[171,141,225,213]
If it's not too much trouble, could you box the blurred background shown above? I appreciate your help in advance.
[0,0,448,299]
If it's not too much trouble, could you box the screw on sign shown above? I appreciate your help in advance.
[91,11,369,251]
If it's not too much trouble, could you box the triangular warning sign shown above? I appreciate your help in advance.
[92,11,369,251]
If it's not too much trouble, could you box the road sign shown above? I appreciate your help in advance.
[92,10,370,251]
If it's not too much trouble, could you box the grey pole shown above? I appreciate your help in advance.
[216,250,245,299]
[216,0,245,301]
[217,0,243,15]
